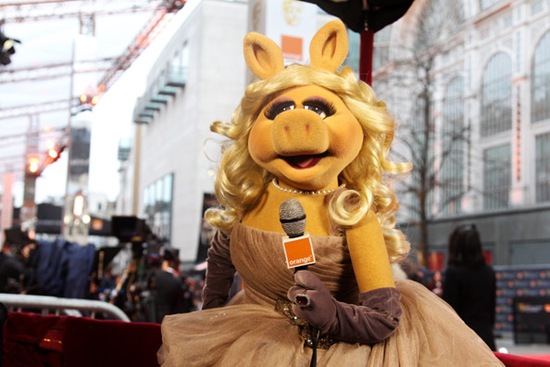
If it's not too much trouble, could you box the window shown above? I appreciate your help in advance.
[531,31,550,123]
[143,173,174,241]
[531,0,545,15]
[171,41,189,69]
[480,53,512,137]
[483,144,511,210]
[164,41,189,88]
[535,133,550,202]
[441,77,465,215]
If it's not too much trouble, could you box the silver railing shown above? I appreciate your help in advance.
[0,293,130,322]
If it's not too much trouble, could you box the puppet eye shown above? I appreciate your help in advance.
[264,100,296,120]
[303,99,336,119]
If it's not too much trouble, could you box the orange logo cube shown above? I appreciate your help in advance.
[282,234,316,269]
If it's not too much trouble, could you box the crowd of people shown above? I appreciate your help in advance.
[91,248,206,323]
[0,223,496,351]
[0,227,206,324]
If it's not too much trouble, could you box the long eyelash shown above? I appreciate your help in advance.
[264,103,278,120]
[304,98,336,117]
[264,100,295,120]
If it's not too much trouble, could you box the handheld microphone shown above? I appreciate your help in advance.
[280,199,320,367]
[279,199,316,270]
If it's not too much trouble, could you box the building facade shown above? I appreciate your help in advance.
[371,0,550,267]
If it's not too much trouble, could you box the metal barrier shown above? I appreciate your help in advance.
[0,293,130,322]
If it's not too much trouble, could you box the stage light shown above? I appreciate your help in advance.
[27,156,40,176]
[0,30,21,66]
[79,94,91,105]
[45,144,65,165]
[73,194,85,217]
[76,94,99,113]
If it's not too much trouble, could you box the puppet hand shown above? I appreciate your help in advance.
[287,270,337,335]
[287,270,402,344]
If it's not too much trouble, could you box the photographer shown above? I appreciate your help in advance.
[143,249,184,323]
[0,228,37,294]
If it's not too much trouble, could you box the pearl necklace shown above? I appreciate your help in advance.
[271,179,345,195]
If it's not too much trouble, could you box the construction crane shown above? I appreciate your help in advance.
[0,0,185,119]
[97,1,184,93]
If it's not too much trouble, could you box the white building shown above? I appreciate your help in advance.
[127,0,336,263]
[130,0,248,262]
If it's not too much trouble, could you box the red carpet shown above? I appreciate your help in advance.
[526,355,550,362]
[495,352,550,367]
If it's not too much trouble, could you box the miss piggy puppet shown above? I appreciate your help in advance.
[158,19,503,367]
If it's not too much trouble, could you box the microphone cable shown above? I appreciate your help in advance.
[309,325,320,367]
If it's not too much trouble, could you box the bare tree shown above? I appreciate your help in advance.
[374,0,466,267]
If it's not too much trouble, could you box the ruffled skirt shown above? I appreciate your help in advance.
[158,280,503,367]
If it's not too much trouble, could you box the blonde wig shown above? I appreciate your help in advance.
[205,64,412,263]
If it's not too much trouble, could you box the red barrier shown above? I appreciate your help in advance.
[3,312,549,367]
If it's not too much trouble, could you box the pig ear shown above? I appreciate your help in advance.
[244,32,285,80]
[310,19,348,73]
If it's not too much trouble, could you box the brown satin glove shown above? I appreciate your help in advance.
[201,231,236,310]
[287,270,402,344]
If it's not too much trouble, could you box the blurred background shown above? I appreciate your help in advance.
[0,0,549,349]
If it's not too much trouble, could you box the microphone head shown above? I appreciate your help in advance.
[279,199,306,238]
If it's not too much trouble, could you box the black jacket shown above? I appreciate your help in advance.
[442,264,497,350]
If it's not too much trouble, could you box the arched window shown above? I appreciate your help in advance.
[483,144,511,210]
[531,31,550,123]
[441,77,465,215]
[480,53,512,137]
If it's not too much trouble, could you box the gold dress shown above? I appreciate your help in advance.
[158,223,503,366]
